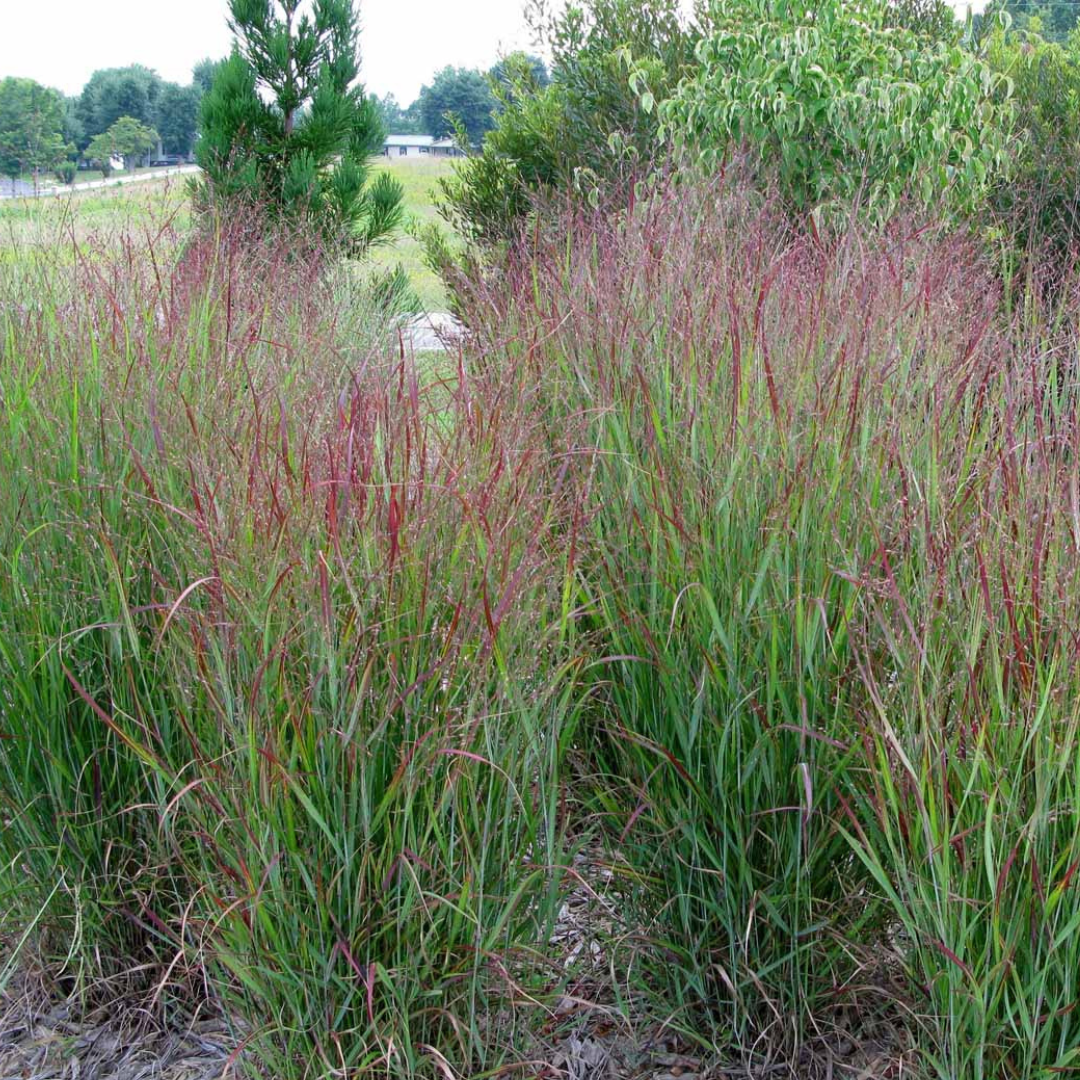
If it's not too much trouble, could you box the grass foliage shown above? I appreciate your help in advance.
[3,176,1080,1077]
[0,210,578,1075]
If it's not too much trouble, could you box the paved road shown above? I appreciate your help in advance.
[0,165,200,199]
[0,178,35,198]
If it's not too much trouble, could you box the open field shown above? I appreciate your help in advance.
[369,156,456,309]
[0,156,456,309]
[0,176,191,248]
[4,165,197,189]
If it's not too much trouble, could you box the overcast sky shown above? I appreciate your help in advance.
[1,0,990,107]
[0,0,537,105]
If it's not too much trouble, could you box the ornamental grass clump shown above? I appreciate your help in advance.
[459,177,1080,1073]
[0,210,581,1076]
[844,276,1080,1078]
[6,164,1080,1080]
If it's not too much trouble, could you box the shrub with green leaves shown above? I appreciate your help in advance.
[657,0,1014,222]
[985,25,1080,256]
[433,0,697,247]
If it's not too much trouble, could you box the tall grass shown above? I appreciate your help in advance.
[459,183,1080,1073]
[846,290,1080,1077]
[4,176,1080,1078]
[0,214,580,1075]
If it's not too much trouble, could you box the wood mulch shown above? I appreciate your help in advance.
[2,851,918,1079]
[525,851,918,1080]
[0,970,234,1080]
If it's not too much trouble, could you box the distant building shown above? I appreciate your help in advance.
[383,134,468,158]
[431,138,467,158]
[383,134,434,157]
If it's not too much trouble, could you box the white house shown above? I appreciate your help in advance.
[382,134,469,158]
[383,134,434,157]
[431,138,467,158]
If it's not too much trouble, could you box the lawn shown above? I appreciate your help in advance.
[368,154,457,309]
[0,156,457,308]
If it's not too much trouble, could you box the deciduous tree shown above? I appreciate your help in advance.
[192,57,222,95]
[417,66,496,143]
[76,66,162,147]
[86,115,159,173]
[375,92,423,134]
[0,77,70,183]
[156,83,200,156]
[85,132,116,175]
[985,0,1079,43]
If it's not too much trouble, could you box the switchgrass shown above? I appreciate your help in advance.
[459,184,1080,1073]
[845,288,1080,1076]
[4,175,1080,1079]
[0,213,579,1075]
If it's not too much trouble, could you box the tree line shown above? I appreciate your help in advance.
[375,55,549,145]
[2,47,549,189]
[1,60,219,185]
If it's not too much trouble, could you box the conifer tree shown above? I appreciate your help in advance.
[196,0,402,252]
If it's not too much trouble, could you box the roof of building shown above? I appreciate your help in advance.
[383,134,435,147]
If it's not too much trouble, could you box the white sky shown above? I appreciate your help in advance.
[0,0,990,106]
[0,0,537,104]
